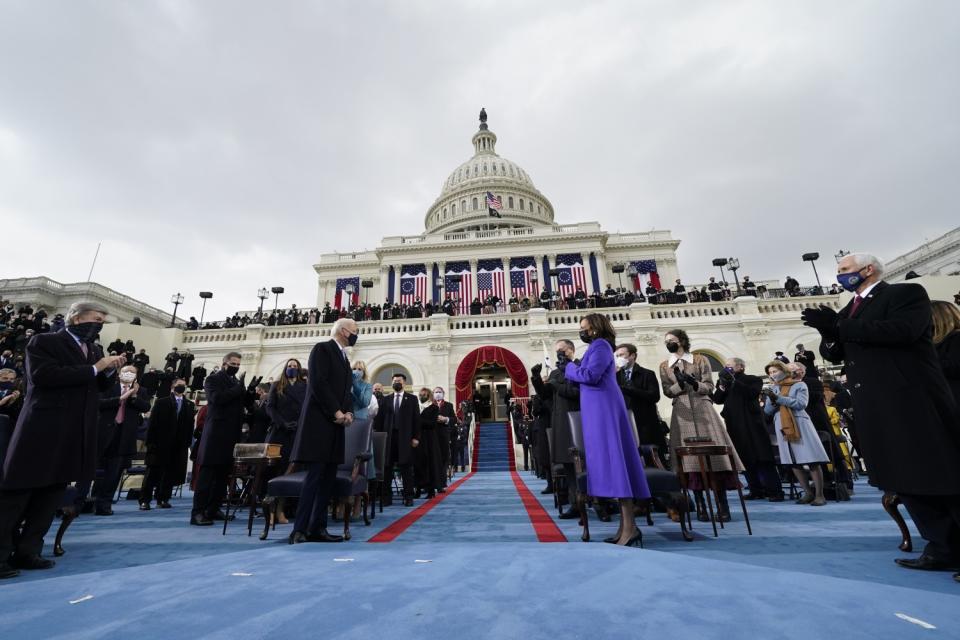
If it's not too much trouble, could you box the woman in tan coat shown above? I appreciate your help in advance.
[659,329,744,521]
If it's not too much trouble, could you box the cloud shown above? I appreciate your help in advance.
[1,0,957,320]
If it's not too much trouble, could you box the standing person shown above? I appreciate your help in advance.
[92,364,151,515]
[433,387,457,489]
[132,349,150,378]
[264,358,307,525]
[190,362,208,393]
[176,349,195,380]
[565,314,651,547]
[416,387,443,499]
[804,253,960,576]
[192,352,260,526]
[0,302,123,579]
[659,329,744,522]
[141,378,196,509]
[762,361,829,506]
[614,343,665,461]
[349,360,377,513]
[530,340,582,519]
[164,347,180,373]
[288,319,357,543]
[794,343,816,373]
[712,358,783,501]
[373,373,420,507]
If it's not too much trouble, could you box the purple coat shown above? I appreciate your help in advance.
[565,339,650,499]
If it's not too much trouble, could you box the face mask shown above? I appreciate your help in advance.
[419,395,429,403]
[434,392,444,401]
[173,384,186,394]
[770,371,787,382]
[346,331,359,347]
[556,350,568,364]
[119,371,136,383]
[837,269,865,292]
[352,369,362,380]
[393,382,404,392]
[68,321,103,343]
[666,342,680,353]
[224,365,240,377]
[615,356,629,369]
[0,381,14,390]
[579,330,593,344]
[286,367,300,378]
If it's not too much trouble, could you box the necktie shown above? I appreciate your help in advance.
[394,394,401,414]
[116,386,127,424]
[80,342,89,359]
[625,367,632,382]
[176,397,182,414]
[849,294,864,317]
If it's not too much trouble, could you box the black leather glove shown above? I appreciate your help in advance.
[247,375,263,394]
[531,363,542,376]
[718,370,734,385]
[673,366,686,390]
[801,305,839,340]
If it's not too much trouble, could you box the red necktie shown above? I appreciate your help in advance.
[849,295,863,317]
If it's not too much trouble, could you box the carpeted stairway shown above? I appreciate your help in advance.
[472,422,513,472]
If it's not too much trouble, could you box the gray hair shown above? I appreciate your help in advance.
[0,368,16,377]
[331,317,356,337]
[66,301,109,324]
[223,351,242,363]
[728,357,746,368]
[847,253,885,275]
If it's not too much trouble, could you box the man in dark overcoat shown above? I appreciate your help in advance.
[0,301,123,579]
[289,319,357,542]
[615,343,665,461]
[804,253,960,579]
[373,372,421,507]
[141,378,195,509]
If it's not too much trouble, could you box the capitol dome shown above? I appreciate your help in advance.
[424,110,555,234]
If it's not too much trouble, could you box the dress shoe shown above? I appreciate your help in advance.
[0,562,19,579]
[288,531,308,545]
[190,514,214,526]
[403,498,414,507]
[618,531,643,548]
[603,535,620,544]
[11,555,55,570]
[895,555,960,572]
[95,507,114,516]
[559,509,581,520]
[139,502,151,511]
[158,501,172,509]
[540,487,554,495]
[308,530,344,543]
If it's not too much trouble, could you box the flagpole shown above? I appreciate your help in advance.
[86,242,101,282]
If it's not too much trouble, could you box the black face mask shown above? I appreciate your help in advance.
[556,350,568,364]
[392,382,404,392]
[666,342,680,353]
[346,331,359,347]
[68,321,103,343]
[224,365,240,377]
[173,384,186,394]
[579,330,593,344]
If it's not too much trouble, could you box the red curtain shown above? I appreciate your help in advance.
[455,346,529,417]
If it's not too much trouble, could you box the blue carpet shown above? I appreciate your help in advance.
[1,468,958,638]
[474,422,511,472]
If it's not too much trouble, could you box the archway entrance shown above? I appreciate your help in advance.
[454,346,529,422]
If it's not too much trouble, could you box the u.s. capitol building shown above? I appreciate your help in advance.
[169,112,840,418]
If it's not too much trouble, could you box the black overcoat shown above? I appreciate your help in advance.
[820,281,960,494]
[936,331,960,427]
[98,383,152,459]
[266,380,307,464]
[618,363,662,445]
[196,369,246,466]
[531,364,580,464]
[710,372,774,466]
[290,340,352,464]
[1,330,113,490]
[145,395,196,485]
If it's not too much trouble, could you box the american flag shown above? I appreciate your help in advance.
[486,191,503,218]
[555,253,587,298]
[334,276,360,310]
[445,260,472,315]
[477,258,506,304]
[400,264,428,306]
[509,256,539,298]
[630,259,661,291]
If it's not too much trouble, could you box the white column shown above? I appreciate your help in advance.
[584,251,596,294]
[469,258,479,302]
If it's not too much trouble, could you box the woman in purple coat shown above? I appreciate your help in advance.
[565,313,650,547]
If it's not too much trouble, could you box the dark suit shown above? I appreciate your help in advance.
[290,339,352,534]
[0,330,112,561]
[91,382,151,509]
[531,362,580,504]
[373,391,421,499]
[192,369,246,518]
[794,349,817,373]
[617,363,664,454]
[820,281,960,561]
[142,395,196,503]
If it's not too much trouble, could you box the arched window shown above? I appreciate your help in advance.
[461,199,467,211]
[451,203,456,214]
[538,205,542,214]
[472,197,478,210]
[508,196,514,208]
[519,198,524,211]
[373,364,412,387]
[693,351,724,373]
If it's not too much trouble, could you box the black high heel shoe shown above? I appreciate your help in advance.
[619,531,643,548]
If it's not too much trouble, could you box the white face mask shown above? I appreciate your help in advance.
[769,371,787,382]
[615,356,629,370]
[119,371,136,383]
[434,392,444,401]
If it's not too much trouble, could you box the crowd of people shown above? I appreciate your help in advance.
[2,252,959,583]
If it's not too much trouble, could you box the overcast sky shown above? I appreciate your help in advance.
[1,1,957,320]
